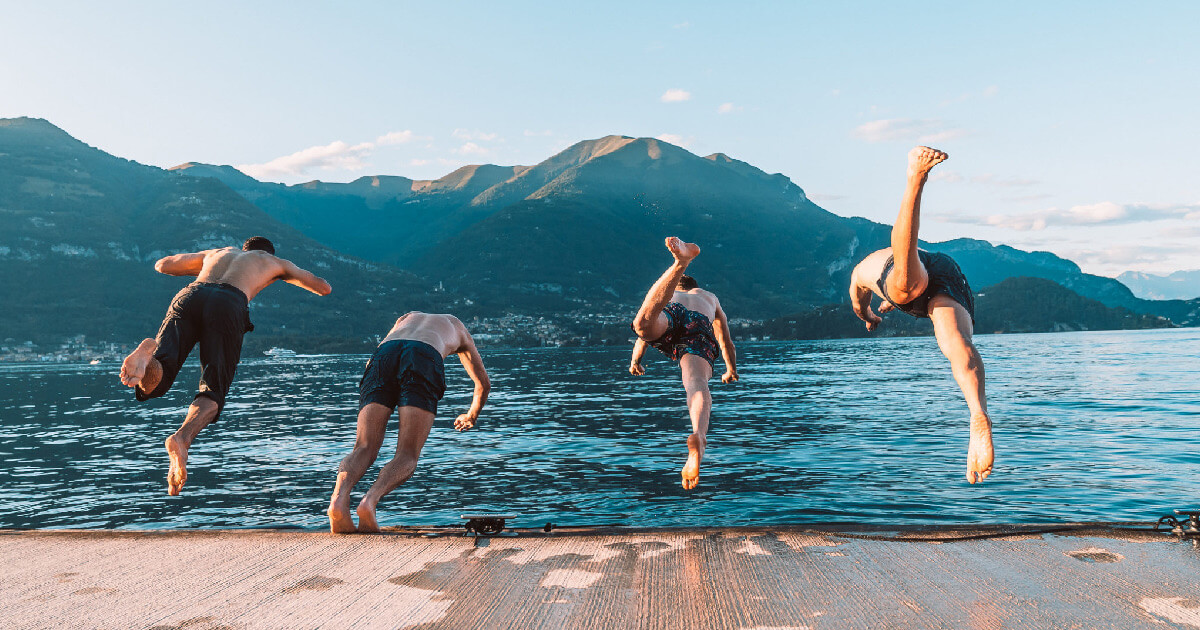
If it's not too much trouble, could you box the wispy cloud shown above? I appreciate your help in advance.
[661,88,692,103]
[238,140,374,180]
[375,130,415,146]
[452,129,499,142]
[673,20,691,29]
[717,102,741,114]
[1060,243,1195,268]
[933,202,1200,230]
[655,133,690,147]
[852,118,966,144]
[454,142,489,156]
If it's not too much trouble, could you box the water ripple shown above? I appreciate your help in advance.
[0,328,1197,529]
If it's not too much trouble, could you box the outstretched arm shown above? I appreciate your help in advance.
[630,338,648,375]
[849,269,883,331]
[453,330,490,431]
[154,251,208,277]
[279,259,332,296]
[713,302,738,383]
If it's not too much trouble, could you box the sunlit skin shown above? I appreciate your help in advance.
[327,312,490,534]
[630,237,738,490]
[848,147,994,484]
[118,246,331,495]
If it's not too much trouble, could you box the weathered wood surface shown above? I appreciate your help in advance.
[2,526,1199,629]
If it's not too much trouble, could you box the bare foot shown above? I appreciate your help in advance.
[356,499,380,533]
[681,433,705,490]
[966,415,994,484]
[907,146,948,178]
[665,237,700,264]
[165,435,188,495]
[328,505,357,534]
[120,339,156,389]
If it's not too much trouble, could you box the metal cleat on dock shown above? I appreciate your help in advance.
[461,514,518,537]
[1155,509,1200,538]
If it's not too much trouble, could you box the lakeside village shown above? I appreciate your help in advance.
[0,335,132,364]
[1,314,764,364]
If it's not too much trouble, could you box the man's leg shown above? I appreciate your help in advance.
[356,406,435,533]
[167,311,244,496]
[164,396,220,495]
[631,237,701,341]
[928,295,993,484]
[885,147,947,302]
[679,354,714,490]
[328,403,391,533]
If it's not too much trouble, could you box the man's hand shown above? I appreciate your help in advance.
[878,301,895,314]
[629,361,645,376]
[854,306,883,331]
[721,370,739,384]
[454,414,477,431]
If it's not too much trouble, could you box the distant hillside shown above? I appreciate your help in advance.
[1117,270,1200,301]
[0,118,461,352]
[2,117,1196,354]
[747,277,1175,340]
[175,136,1197,325]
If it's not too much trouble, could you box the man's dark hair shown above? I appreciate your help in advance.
[243,236,275,255]
[678,275,698,290]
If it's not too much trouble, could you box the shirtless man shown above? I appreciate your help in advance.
[118,236,332,495]
[848,146,994,484]
[327,312,490,533]
[630,237,738,490]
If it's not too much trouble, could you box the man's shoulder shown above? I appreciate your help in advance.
[853,249,890,279]
[439,313,466,328]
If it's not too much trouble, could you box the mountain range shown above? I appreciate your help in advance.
[1116,270,1200,301]
[171,131,1199,324]
[1,117,1196,352]
[0,117,461,352]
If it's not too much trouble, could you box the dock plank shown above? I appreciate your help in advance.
[2,527,1199,629]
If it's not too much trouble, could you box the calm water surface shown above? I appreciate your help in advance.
[1,329,1197,529]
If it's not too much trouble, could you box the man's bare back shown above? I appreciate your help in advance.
[668,288,720,321]
[381,312,470,357]
[156,247,331,300]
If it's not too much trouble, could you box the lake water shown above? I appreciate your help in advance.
[1,329,1197,530]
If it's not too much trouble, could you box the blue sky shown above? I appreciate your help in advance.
[3,1,1197,276]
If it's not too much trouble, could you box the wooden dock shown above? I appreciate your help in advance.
[2,525,1199,629]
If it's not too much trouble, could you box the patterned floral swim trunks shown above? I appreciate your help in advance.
[636,302,719,367]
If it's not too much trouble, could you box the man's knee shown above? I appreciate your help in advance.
[347,444,380,467]
[684,380,712,400]
[947,343,981,371]
[191,395,220,416]
[387,453,420,477]
[631,316,656,339]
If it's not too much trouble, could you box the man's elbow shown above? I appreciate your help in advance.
[153,258,170,274]
[315,279,332,296]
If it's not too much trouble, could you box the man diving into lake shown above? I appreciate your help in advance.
[327,312,490,533]
[630,237,738,490]
[118,237,332,495]
[848,146,994,484]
